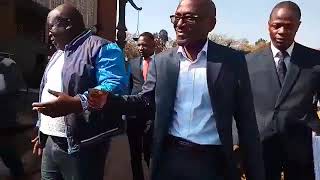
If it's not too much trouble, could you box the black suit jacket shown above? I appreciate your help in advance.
[127,56,154,121]
[108,41,265,180]
[128,57,144,95]
[246,43,320,164]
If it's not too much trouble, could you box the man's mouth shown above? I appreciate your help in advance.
[275,36,287,43]
[177,31,185,37]
[276,38,285,42]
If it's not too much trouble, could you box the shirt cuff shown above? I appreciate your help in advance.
[78,94,88,111]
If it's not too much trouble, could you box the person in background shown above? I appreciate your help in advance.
[126,32,155,180]
[0,55,25,180]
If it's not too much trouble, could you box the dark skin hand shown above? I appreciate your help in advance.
[32,89,83,118]
[31,127,42,156]
[31,136,42,156]
[88,89,108,111]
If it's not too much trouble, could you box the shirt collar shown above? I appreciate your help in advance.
[65,29,92,50]
[271,41,295,58]
[177,39,208,62]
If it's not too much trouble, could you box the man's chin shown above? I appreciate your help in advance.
[176,39,189,47]
[274,42,291,51]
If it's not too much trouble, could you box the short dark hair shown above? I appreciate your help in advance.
[270,1,301,20]
[139,32,155,41]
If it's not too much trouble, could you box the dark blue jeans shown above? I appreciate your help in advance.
[41,136,109,180]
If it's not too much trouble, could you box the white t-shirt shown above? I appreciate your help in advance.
[39,51,67,137]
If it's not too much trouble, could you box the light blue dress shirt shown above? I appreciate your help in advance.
[168,40,221,145]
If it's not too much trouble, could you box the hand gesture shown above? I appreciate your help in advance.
[31,127,42,156]
[32,89,82,117]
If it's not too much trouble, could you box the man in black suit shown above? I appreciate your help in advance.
[126,32,155,180]
[245,1,320,180]
[90,0,265,179]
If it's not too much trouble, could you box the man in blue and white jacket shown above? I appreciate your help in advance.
[32,4,128,180]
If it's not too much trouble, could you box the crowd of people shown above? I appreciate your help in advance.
[1,0,320,180]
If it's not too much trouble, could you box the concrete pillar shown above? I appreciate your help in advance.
[97,0,117,41]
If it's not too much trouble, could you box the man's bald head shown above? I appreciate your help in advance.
[173,0,216,47]
[178,0,216,19]
[48,3,85,31]
[47,4,85,50]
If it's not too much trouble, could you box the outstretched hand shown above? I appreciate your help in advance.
[32,89,83,117]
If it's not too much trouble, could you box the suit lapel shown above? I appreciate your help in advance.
[275,44,301,108]
[135,57,144,82]
[166,48,180,97]
[261,46,282,92]
[161,48,180,128]
[206,42,222,94]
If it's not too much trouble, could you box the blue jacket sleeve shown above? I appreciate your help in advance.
[94,43,128,94]
[79,43,128,111]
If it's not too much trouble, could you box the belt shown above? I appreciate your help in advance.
[164,135,222,153]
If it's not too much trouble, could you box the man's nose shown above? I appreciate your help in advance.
[278,26,287,34]
[139,46,145,51]
[176,18,185,28]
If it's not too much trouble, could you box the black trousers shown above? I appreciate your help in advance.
[262,131,315,180]
[155,136,226,180]
[0,136,24,178]
[127,118,153,180]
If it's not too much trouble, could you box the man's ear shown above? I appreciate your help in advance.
[208,17,216,32]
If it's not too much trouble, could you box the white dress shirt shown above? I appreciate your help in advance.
[39,50,67,137]
[271,42,295,69]
[169,40,221,145]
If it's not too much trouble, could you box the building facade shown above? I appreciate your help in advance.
[0,0,118,88]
